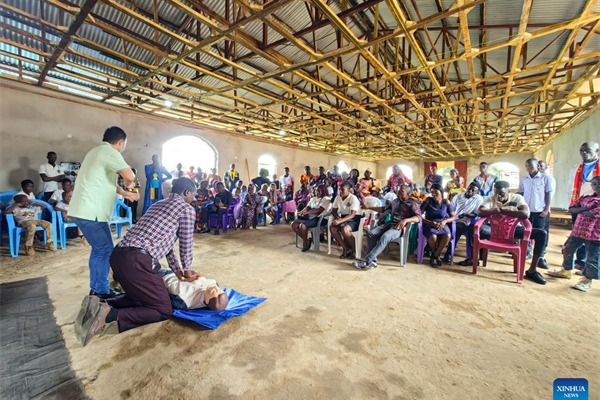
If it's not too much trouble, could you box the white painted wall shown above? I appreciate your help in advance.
[0,81,376,193]
[534,106,600,209]
[376,153,532,186]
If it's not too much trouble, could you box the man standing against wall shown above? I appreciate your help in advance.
[69,127,139,299]
[568,141,600,266]
[223,163,239,192]
[39,151,65,202]
[473,162,497,197]
[518,158,554,269]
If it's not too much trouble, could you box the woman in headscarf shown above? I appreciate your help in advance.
[240,184,260,229]
[386,165,412,193]
[420,183,456,267]
[291,185,331,251]
[142,154,172,215]
[329,181,362,259]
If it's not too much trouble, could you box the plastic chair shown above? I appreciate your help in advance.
[472,215,532,284]
[5,200,57,257]
[327,212,368,259]
[0,190,18,246]
[389,222,414,267]
[109,199,132,238]
[416,221,457,264]
[294,214,329,252]
[56,210,79,249]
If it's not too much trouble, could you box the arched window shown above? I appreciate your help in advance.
[546,150,554,177]
[162,135,217,176]
[489,162,520,189]
[337,161,351,174]
[258,154,277,177]
[385,165,414,180]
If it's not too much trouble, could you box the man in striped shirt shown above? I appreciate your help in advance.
[75,178,200,345]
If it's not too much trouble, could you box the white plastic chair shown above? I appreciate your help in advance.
[389,222,414,267]
[327,211,367,259]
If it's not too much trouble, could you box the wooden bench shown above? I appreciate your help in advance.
[550,208,572,227]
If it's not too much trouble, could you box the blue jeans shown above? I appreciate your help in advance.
[364,223,404,264]
[72,217,114,294]
[562,236,599,280]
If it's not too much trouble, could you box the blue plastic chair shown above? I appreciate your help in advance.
[4,200,57,257]
[56,209,79,249]
[0,190,18,246]
[109,199,132,238]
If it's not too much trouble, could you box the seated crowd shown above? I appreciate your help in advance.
[2,144,598,297]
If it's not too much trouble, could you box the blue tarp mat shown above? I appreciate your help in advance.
[172,288,266,330]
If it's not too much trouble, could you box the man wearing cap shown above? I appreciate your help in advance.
[445,181,483,265]
[74,178,201,345]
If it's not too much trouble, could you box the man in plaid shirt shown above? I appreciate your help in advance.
[75,178,201,345]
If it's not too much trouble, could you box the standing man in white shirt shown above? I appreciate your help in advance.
[39,151,66,202]
[278,167,294,193]
[517,158,554,269]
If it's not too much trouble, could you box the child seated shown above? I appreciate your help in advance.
[161,270,229,310]
[5,194,55,255]
[49,178,73,205]
[55,191,87,244]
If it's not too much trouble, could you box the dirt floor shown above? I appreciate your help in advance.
[0,224,598,400]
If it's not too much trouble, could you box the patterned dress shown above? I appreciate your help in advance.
[241,192,261,228]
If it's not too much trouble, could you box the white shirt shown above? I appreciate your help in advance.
[162,274,219,309]
[481,192,529,212]
[306,196,332,217]
[452,193,483,224]
[279,175,294,189]
[55,201,68,212]
[333,194,361,216]
[541,172,556,200]
[50,189,64,204]
[39,163,64,192]
[474,174,497,197]
[517,172,552,212]
[327,187,334,196]
[14,191,36,201]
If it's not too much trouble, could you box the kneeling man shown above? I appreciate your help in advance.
[75,178,200,345]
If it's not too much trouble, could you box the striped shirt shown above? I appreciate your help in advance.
[117,194,195,272]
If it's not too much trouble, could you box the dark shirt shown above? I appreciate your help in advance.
[215,190,234,207]
[389,198,422,223]
[251,177,270,188]
[421,197,454,221]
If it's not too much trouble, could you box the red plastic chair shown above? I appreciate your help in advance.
[472,215,532,283]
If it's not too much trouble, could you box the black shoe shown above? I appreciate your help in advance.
[200,228,211,234]
[301,238,313,252]
[458,259,472,267]
[537,258,549,269]
[213,230,220,236]
[89,289,121,300]
[525,270,547,285]
[424,250,431,258]
[442,254,452,264]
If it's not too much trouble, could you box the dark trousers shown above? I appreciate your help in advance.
[202,207,227,231]
[571,213,587,263]
[480,224,547,256]
[108,247,172,332]
[528,212,550,255]
[446,222,474,259]
[42,192,54,222]
[124,199,138,222]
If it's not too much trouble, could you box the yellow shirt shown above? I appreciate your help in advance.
[69,142,129,222]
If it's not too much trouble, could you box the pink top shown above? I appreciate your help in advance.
[571,193,600,242]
